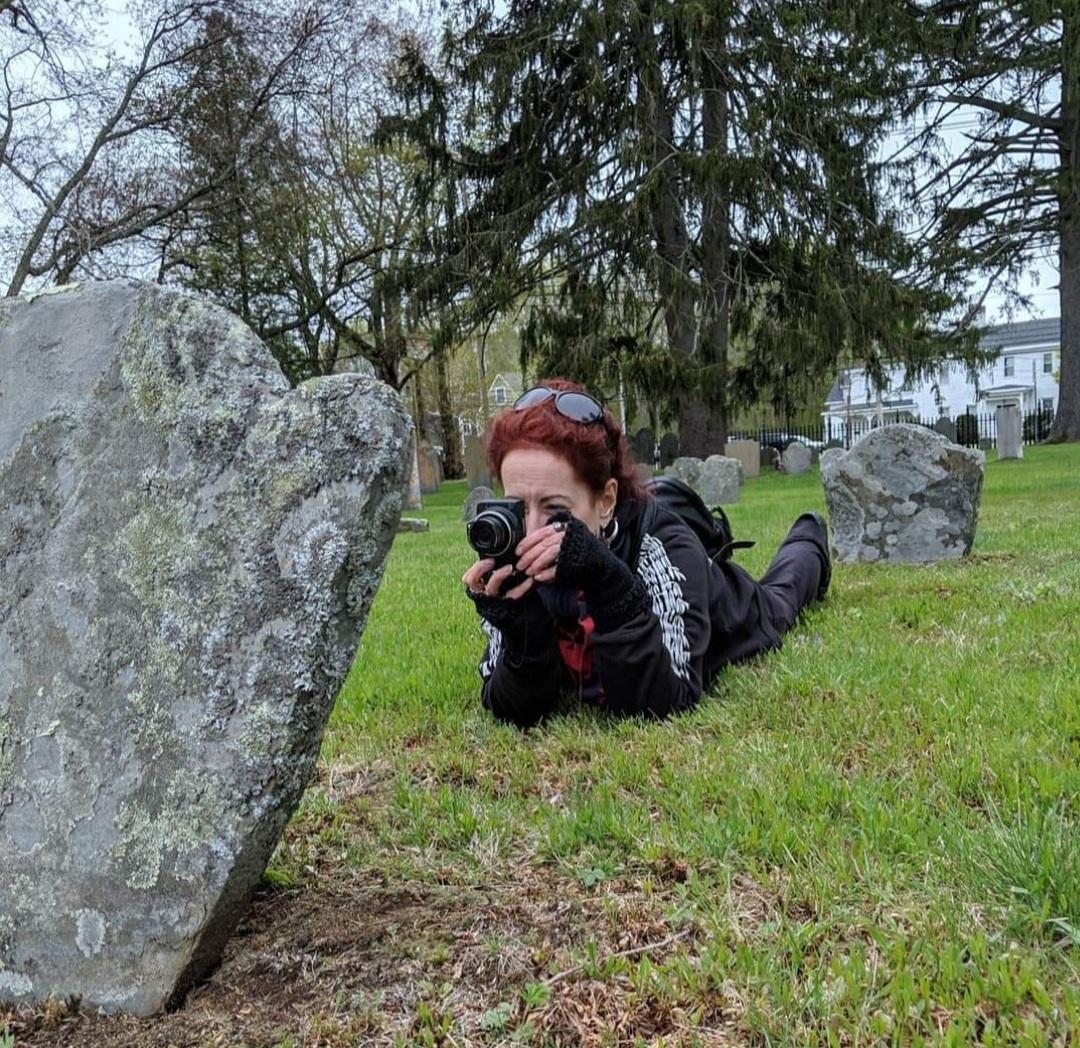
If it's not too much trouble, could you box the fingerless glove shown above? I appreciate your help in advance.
[553,516,649,632]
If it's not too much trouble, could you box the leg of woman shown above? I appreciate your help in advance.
[756,513,830,634]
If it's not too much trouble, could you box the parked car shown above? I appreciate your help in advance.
[759,432,826,454]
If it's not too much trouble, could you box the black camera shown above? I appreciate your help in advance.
[466,498,526,567]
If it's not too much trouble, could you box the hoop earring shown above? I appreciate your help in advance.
[602,517,619,546]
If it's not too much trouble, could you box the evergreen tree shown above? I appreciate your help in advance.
[394,0,977,454]
[906,2,1079,441]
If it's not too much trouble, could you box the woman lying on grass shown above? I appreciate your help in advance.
[462,379,831,726]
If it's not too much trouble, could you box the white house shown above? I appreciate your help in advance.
[822,318,1061,443]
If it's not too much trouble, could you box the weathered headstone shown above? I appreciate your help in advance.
[933,417,958,443]
[996,404,1023,460]
[0,281,410,1015]
[658,433,680,468]
[697,455,742,506]
[724,439,760,478]
[404,434,423,510]
[631,427,655,466]
[462,484,496,522]
[418,442,442,493]
[781,440,812,475]
[820,423,984,563]
[464,436,492,490]
[664,456,703,489]
[397,517,430,533]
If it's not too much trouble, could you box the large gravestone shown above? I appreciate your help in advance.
[0,281,411,1015]
[781,440,812,475]
[697,455,742,506]
[820,423,984,563]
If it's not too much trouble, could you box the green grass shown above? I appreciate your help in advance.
[286,445,1080,1046]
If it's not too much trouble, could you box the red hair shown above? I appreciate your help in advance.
[485,378,646,505]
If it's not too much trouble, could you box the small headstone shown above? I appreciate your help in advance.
[724,439,760,478]
[933,417,957,443]
[397,517,430,533]
[697,455,742,505]
[464,436,492,490]
[664,456,703,489]
[761,446,780,469]
[462,484,496,522]
[820,423,984,563]
[996,404,1023,460]
[658,433,680,468]
[781,441,812,475]
[418,442,441,493]
[0,280,410,1015]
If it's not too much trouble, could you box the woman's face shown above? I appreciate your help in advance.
[499,446,617,536]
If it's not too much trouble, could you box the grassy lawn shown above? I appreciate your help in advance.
[9,445,1080,1047]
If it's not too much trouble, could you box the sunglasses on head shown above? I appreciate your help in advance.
[513,386,604,424]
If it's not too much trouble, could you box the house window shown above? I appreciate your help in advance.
[1044,352,1054,374]
[1042,397,1054,413]
[1003,356,1015,377]
[493,386,507,405]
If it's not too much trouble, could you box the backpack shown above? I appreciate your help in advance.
[643,475,755,564]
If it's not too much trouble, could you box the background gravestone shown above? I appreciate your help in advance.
[0,281,411,1015]
[664,456,703,489]
[820,423,984,563]
[463,436,492,490]
[697,455,742,505]
[404,434,423,510]
[996,404,1023,460]
[658,433,680,468]
[933,417,958,443]
[724,439,760,478]
[781,440,812,475]
[462,484,495,522]
[631,427,655,467]
[418,442,442,493]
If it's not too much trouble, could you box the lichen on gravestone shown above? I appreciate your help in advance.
[0,280,411,1015]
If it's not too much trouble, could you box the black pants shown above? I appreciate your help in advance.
[706,513,829,675]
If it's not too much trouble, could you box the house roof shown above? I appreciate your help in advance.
[978,317,1059,351]
[979,383,1033,395]
[489,371,523,391]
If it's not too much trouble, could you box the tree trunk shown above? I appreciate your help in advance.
[436,348,464,478]
[636,18,714,457]
[696,28,730,453]
[1050,11,1080,442]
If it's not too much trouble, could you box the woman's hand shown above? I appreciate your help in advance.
[513,521,568,583]
[462,558,534,600]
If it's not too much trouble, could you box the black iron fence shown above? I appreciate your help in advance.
[728,409,1055,451]
[634,409,1053,467]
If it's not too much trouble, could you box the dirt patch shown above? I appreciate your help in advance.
[2,863,744,1047]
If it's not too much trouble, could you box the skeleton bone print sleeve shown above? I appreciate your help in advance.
[587,514,713,717]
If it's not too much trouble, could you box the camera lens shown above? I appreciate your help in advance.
[468,510,513,557]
